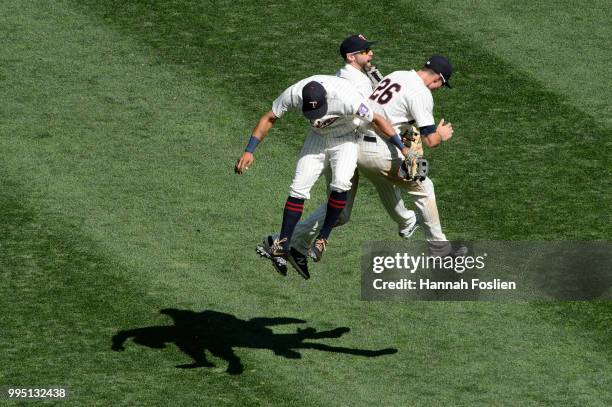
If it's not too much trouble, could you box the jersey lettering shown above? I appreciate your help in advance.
[369,78,391,101]
[370,79,401,105]
[312,117,339,129]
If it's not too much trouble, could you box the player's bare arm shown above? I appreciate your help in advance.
[421,118,453,149]
[372,113,411,157]
[235,110,278,174]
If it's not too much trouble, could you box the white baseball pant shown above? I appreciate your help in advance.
[290,134,452,256]
[289,129,359,200]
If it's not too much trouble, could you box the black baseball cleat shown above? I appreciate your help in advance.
[256,235,288,276]
[268,255,288,276]
[308,238,327,262]
[288,247,310,279]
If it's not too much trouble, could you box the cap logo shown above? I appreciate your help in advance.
[309,101,318,108]
[358,34,367,40]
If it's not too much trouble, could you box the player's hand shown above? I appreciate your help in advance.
[438,118,453,141]
[235,152,254,174]
[400,146,411,158]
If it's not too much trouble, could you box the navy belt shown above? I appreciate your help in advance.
[363,136,377,143]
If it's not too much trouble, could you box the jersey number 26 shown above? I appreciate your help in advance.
[369,78,401,105]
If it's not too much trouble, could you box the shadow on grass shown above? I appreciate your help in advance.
[112,308,397,375]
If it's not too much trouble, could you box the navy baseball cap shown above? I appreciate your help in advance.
[340,34,376,58]
[425,55,453,88]
[302,81,328,120]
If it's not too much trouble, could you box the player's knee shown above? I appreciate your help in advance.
[329,181,352,193]
[289,189,309,200]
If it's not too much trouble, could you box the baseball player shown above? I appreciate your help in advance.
[263,51,460,279]
[332,34,417,239]
[235,73,412,274]
[357,55,457,256]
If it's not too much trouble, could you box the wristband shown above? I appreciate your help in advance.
[390,134,406,150]
[245,136,260,153]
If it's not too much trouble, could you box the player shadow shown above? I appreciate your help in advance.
[111,308,397,375]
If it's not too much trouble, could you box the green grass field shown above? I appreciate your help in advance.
[1,1,611,405]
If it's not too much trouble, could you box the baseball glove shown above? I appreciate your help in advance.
[399,151,428,181]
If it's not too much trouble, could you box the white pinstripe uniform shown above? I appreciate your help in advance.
[290,69,452,256]
[272,75,374,200]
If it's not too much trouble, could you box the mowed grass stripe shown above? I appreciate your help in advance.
[1,0,610,405]
[429,0,612,127]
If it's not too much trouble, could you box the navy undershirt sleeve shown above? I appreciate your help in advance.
[419,125,436,136]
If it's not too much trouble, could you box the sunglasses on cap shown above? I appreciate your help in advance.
[349,48,371,56]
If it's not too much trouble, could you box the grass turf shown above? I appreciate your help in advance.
[1,0,610,405]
